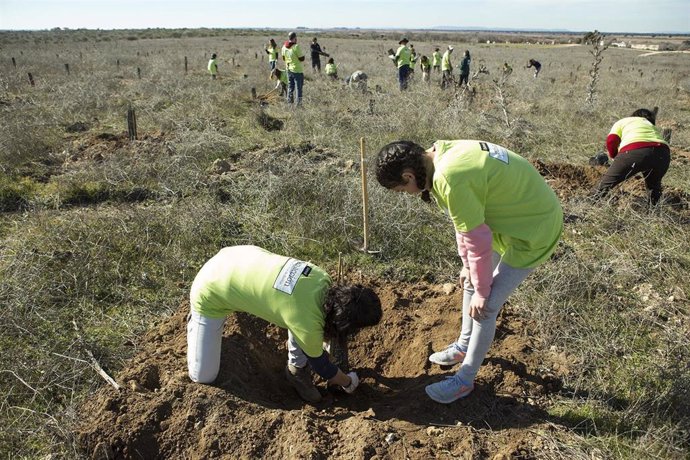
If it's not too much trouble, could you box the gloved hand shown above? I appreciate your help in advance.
[341,372,359,394]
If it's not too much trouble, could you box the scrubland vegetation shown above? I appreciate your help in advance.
[1,28,689,458]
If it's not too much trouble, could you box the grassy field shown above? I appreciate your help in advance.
[1,28,689,458]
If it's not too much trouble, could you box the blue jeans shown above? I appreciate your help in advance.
[269,60,276,71]
[398,65,410,90]
[287,71,304,104]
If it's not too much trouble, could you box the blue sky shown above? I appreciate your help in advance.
[1,0,688,33]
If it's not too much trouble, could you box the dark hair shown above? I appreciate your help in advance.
[327,57,334,64]
[375,141,431,202]
[631,108,656,125]
[211,53,217,59]
[324,285,382,338]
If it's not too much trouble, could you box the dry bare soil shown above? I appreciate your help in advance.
[75,285,572,460]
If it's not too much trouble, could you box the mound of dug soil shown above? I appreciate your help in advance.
[533,159,690,217]
[75,280,575,460]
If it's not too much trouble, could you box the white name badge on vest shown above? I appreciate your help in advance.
[480,142,509,164]
[274,258,312,295]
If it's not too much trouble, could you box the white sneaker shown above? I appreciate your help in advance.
[429,343,467,366]
[425,375,474,403]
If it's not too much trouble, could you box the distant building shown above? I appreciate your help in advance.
[612,41,628,48]
[631,44,660,51]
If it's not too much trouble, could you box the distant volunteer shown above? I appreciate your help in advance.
[420,55,431,83]
[265,38,279,70]
[441,46,454,89]
[594,108,670,205]
[458,50,471,86]
[527,59,541,78]
[346,70,368,91]
[187,245,382,403]
[282,31,306,105]
[325,57,338,80]
[408,44,417,78]
[310,37,329,73]
[432,48,442,73]
[207,53,218,79]
[391,37,412,91]
[375,140,563,404]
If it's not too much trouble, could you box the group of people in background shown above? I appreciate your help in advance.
[391,38,473,91]
[265,32,367,105]
[206,33,544,103]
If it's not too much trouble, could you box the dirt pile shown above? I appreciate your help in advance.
[63,131,174,165]
[75,281,576,460]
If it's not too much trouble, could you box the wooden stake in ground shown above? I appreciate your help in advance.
[337,252,343,284]
[361,137,369,251]
[359,137,381,254]
[127,106,138,141]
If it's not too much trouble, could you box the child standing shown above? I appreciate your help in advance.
[441,46,454,89]
[458,50,471,86]
[420,55,431,83]
[208,53,218,80]
[432,48,442,73]
[265,39,279,70]
[375,140,563,403]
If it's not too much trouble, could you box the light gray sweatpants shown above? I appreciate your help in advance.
[455,252,534,383]
[187,310,308,383]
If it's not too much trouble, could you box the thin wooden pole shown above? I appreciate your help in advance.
[360,137,369,251]
[127,107,138,141]
[27,72,35,86]
[184,56,188,73]
[337,252,343,284]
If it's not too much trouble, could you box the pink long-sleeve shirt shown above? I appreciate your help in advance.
[456,223,494,299]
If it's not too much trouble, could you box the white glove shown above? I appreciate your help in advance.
[341,372,359,394]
